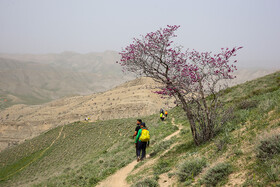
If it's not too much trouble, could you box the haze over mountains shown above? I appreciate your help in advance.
[0,51,132,108]
[0,51,276,108]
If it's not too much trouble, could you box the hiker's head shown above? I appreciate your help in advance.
[137,119,142,125]
[140,122,146,128]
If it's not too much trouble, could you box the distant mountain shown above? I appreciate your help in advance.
[0,51,132,108]
[0,51,123,74]
[0,52,277,109]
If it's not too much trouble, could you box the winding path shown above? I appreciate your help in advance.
[1,125,64,181]
[97,118,182,187]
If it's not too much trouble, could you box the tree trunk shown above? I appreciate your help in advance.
[176,91,200,145]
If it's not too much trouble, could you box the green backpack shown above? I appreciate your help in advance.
[139,129,150,142]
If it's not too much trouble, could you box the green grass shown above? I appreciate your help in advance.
[0,71,280,186]
[0,149,44,180]
[243,132,280,186]
[131,178,159,187]
[257,133,280,160]
[0,113,176,187]
[125,71,280,186]
[177,157,207,183]
[153,159,173,176]
[200,162,233,186]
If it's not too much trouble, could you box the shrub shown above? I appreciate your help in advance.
[238,100,258,110]
[177,158,207,182]
[153,159,172,175]
[201,162,232,186]
[89,177,100,185]
[131,178,159,187]
[257,133,280,160]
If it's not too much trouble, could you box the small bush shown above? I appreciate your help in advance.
[89,177,100,185]
[257,133,280,160]
[177,158,207,182]
[131,178,159,187]
[238,100,258,110]
[153,159,172,175]
[201,162,232,186]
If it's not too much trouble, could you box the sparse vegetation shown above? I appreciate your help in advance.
[153,159,172,176]
[177,158,207,182]
[237,99,259,110]
[131,178,159,187]
[243,132,280,186]
[126,71,280,186]
[257,133,280,160]
[201,162,233,186]
[149,138,175,158]
[0,115,176,186]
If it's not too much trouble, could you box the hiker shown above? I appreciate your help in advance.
[133,119,142,157]
[133,119,142,138]
[160,112,165,121]
[165,110,168,117]
[135,122,150,161]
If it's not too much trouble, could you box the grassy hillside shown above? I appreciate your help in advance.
[127,71,280,186]
[0,113,177,186]
[0,71,279,186]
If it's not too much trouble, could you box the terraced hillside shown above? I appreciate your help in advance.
[0,71,279,187]
[0,77,174,152]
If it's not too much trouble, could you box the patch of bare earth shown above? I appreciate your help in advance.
[158,173,176,187]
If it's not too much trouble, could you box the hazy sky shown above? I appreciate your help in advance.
[0,0,279,68]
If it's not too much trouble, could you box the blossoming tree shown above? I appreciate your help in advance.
[118,25,242,145]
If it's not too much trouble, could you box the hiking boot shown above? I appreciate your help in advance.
[137,157,140,162]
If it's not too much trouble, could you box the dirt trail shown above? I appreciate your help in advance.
[0,125,64,181]
[97,118,182,187]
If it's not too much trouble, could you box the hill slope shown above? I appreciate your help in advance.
[0,77,174,152]
[0,71,279,186]
[0,51,132,109]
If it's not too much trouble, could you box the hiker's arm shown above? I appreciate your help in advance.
[133,131,137,137]
[135,129,142,143]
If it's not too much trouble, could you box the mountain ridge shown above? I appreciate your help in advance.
[0,77,174,152]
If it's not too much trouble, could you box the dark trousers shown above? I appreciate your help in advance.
[136,141,147,159]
